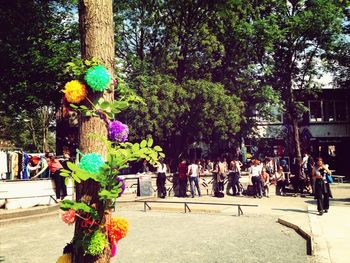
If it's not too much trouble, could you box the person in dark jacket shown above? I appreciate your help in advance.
[312,157,333,215]
[177,159,188,197]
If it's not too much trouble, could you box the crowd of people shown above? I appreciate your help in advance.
[151,153,333,216]
[28,149,334,216]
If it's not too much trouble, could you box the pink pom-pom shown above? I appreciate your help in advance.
[110,241,117,257]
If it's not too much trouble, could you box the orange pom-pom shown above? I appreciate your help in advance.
[107,217,129,242]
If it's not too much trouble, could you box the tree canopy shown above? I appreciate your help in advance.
[1,0,349,159]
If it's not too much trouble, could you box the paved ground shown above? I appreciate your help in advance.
[0,182,349,263]
[0,210,307,263]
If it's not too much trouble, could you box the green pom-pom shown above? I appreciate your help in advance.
[84,65,111,91]
[87,231,107,256]
[80,153,104,173]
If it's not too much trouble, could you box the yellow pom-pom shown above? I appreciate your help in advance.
[56,253,72,263]
[63,80,87,103]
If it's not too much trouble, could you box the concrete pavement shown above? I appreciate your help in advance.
[1,182,349,263]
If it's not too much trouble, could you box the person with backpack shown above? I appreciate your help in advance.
[313,157,333,215]
[187,160,201,198]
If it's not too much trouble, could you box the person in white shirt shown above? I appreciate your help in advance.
[275,166,286,196]
[156,159,167,198]
[187,160,201,198]
[250,159,262,198]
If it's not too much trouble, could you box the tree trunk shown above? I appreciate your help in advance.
[73,1,115,262]
[292,117,301,161]
[29,118,39,152]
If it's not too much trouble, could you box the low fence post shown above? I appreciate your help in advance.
[238,205,243,216]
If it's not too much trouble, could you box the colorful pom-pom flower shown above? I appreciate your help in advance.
[63,80,87,103]
[84,65,111,92]
[107,217,129,243]
[111,241,118,257]
[79,153,105,174]
[56,253,72,263]
[108,121,129,143]
[87,231,107,256]
[61,209,76,225]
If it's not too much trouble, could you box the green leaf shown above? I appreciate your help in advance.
[70,104,78,109]
[65,177,70,186]
[140,140,147,148]
[154,145,162,152]
[112,101,129,110]
[100,101,110,109]
[67,162,79,171]
[147,138,154,147]
[76,169,91,181]
[72,173,81,183]
[80,105,88,110]
[132,143,140,152]
[60,172,70,177]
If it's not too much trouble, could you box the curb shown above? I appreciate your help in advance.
[0,203,60,220]
[277,217,313,256]
[0,210,60,225]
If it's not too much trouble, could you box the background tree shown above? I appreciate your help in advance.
[0,0,79,151]
[267,0,346,162]
[125,76,242,158]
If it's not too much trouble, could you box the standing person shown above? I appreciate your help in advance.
[212,159,219,196]
[228,158,242,196]
[250,159,262,198]
[187,160,201,198]
[217,157,227,193]
[156,158,167,198]
[275,166,286,196]
[260,167,270,197]
[302,153,309,175]
[46,152,66,201]
[313,158,333,215]
[307,154,315,195]
[264,158,273,176]
[142,160,150,173]
[177,159,188,197]
[206,159,214,173]
[296,157,309,196]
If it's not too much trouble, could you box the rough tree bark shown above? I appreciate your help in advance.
[73,1,115,262]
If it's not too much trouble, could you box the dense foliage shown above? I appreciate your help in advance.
[0,0,349,158]
[0,0,79,151]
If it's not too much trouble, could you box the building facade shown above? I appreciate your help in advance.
[254,89,349,174]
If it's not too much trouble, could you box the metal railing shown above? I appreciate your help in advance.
[135,200,258,216]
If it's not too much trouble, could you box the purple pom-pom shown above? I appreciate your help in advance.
[108,121,129,143]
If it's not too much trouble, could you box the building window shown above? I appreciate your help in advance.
[309,101,322,122]
[323,101,335,122]
[309,100,348,123]
[335,101,347,121]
